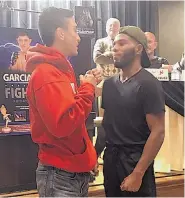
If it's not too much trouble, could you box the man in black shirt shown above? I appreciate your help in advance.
[102,26,165,197]
[145,32,169,68]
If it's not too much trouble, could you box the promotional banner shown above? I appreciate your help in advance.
[75,6,95,36]
[0,27,42,133]
[0,27,42,71]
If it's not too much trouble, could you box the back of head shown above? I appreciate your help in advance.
[38,7,73,47]
[144,32,156,42]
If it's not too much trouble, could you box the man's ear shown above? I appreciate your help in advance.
[29,39,32,45]
[154,41,158,50]
[56,27,65,41]
[135,44,143,55]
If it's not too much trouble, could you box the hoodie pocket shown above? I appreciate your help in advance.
[79,138,87,155]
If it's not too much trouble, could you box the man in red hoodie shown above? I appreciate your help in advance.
[26,7,100,197]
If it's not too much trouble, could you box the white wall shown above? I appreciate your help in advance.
[158,1,184,64]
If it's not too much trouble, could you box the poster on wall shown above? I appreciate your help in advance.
[0,27,42,134]
[0,72,31,133]
[75,6,95,36]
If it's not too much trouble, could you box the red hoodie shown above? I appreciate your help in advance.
[26,44,97,173]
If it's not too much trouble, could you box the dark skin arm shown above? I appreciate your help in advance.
[121,112,165,192]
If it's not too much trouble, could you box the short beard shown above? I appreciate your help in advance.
[114,48,136,69]
[114,58,134,69]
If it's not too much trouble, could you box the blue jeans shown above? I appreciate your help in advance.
[36,162,90,197]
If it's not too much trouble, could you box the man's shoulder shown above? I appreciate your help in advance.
[137,69,161,85]
[137,69,163,93]
[30,64,69,89]
[33,64,59,75]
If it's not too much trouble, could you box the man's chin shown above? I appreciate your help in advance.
[147,50,152,55]
[21,49,27,53]
[73,51,78,56]
[70,51,78,57]
[114,61,123,69]
[114,61,131,69]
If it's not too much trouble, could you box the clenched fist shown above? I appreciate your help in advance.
[80,74,97,87]
[120,171,143,192]
[86,68,103,84]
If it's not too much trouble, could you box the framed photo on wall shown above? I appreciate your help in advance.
[75,6,95,37]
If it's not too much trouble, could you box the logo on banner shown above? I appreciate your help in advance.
[3,73,30,101]
[145,68,169,81]
[75,6,95,36]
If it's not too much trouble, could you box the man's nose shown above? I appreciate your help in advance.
[77,34,81,43]
[113,46,117,52]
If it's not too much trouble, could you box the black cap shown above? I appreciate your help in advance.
[119,26,151,68]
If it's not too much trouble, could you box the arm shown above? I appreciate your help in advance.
[161,58,172,72]
[162,58,169,65]
[93,39,114,65]
[95,80,104,97]
[133,113,165,176]
[35,80,95,139]
[95,87,102,97]
[133,80,165,176]
[9,52,19,70]
[85,68,104,97]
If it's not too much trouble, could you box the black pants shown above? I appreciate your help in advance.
[103,144,156,197]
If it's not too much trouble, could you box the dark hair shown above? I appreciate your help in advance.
[17,31,31,39]
[38,7,73,47]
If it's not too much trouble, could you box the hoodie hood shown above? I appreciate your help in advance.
[26,44,71,73]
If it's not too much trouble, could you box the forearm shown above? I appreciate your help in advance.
[93,40,113,65]
[95,86,102,97]
[133,130,164,176]
[94,55,114,65]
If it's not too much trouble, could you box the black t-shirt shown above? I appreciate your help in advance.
[102,68,165,146]
[149,56,169,69]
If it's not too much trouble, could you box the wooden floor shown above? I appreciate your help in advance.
[1,165,184,197]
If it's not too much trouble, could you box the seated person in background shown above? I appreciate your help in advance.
[145,32,169,68]
[9,32,32,72]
